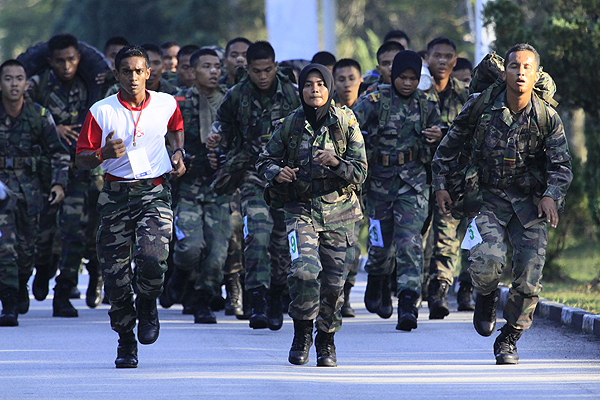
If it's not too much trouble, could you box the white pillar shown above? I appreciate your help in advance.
[265,0,319,61]
[474,0,496,65]
[321,0,337,55]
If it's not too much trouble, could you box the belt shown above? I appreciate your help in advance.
[375,150,413,166]
[105,173,164,186]
[0,156,31,169]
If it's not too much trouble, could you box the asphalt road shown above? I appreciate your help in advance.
[1,271,599,400]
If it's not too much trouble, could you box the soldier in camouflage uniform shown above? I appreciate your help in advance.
[332,58,364,318]
[433,44,572,364]
[0,60,69,326]
[219,37,252,89]
[27,34,106,316]
[361,41,404,97]
[422,37,472,319]
[257,64,367,367]
[353,51,442,332]
[76,46,185,368]
[167,48,231,324]
[207,41,300,331]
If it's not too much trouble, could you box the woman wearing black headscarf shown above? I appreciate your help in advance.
[257,64,368,367]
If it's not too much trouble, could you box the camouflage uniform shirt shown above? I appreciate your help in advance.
[0,100,69,215]
[432,91,573,227]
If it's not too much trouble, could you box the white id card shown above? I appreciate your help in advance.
[461,217,483,250]
[288,230,299,261]
[127,147,153,179]
[369,219,384,247]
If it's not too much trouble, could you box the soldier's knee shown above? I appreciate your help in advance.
[173,240,202,269]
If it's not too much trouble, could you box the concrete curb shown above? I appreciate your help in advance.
[497,286,600,337]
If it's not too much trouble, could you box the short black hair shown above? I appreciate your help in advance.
[160,41,180,50]
[383,30,411,47]
[114,45,149,71]
[246,41,275,65]
[177,45,200,61]
[311,51,336,67]
[141,43,162,57]
[225,37,252,56]
[333,58,361,77]
[48,34,79,54]
[376,41,405,63]
[426,37,457,54]
[454,57,473,71]
[505,43,540,70]
[104,36,129,52]
[0,59,26,77]
[190,48,219,68]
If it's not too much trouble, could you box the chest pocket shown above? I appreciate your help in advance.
[484,124,503,150]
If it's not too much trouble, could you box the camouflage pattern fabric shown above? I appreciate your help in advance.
[96,179,173,334]
[365,186,429,296]
[424,76,469,286]
[0,99,69,286]
[469,189,546,329]
[173,192,232,295]
[433,91,573,330]
[55,174,103,288]
[353,87,440,295]
[212,75,300,291]
[223,188,244,275]
[257,105,366,332]
[286,216,355,332]
[0,202,35,291]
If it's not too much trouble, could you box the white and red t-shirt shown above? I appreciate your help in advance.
[76,90,183,179]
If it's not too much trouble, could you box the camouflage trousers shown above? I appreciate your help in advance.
[173,189,232,296]
[424,199,471,285]
[346,217,366,287]
[285,211,354,333]
[36,201,60,268]
[96,178,172,334]
[0,196,37,291]
[224,188,244,275]
[56,174,103,288]
[469,190,546,330]
[365,186,428,296]
[240,181,290,290]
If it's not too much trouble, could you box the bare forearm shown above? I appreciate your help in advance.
[76,150,103,170]
[167,130,184,152]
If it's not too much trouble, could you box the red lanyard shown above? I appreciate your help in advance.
[130,97,145,147]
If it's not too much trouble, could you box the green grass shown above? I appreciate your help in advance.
[538,238,600,314]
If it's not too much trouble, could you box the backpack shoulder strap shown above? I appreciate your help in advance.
[329,107,349,157]
[377,85,393,130]
[282,111,305,168]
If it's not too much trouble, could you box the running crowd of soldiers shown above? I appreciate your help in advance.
[0,27,572,369]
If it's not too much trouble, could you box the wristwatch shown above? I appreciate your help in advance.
[174,148,186,158]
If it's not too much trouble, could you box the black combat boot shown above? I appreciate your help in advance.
[364,274,384,314]
[267,284,285,331]
[0,288,19,326]
[163,267,189,308]
[194,290,217,324]
[69,286,81,299]
[224,273,243,316]
[396,290,418,332]
[182,282,199,315]
[341,282,355,318]
[136,296,160,345]
[473,289,499,337]
[494,324,523,365]
[377,275,393,319]
[18,278,30,314]
[249,287,268,329]
[315,330,337,367]
[52,282,78,317]
[86,259,104,308]
[33,262,54,301]
[115,331,138,368]
[288,319,313,365]
[428,279,450,319]
[457,281,476,311]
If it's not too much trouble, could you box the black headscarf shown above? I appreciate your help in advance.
[298,63,334,131]
[391,50,423,97]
